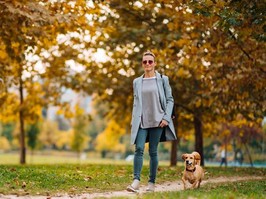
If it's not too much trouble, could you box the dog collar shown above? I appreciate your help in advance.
[186,167,196,172]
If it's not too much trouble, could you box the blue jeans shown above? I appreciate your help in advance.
[133,127,163,183]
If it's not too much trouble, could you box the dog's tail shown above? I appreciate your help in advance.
[192,151,201,165]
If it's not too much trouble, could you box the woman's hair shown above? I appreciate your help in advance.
[143,51,155,59]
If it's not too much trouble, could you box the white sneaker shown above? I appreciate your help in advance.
[126,179,140,193]
[146,182,155,192]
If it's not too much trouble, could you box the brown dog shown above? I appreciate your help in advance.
[181,151,204,190]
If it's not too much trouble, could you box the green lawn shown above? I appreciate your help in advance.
[0,153,265,198]
[143,180,266,199]
[0,152,133,165]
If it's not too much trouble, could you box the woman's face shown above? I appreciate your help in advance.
[142,55,156,73]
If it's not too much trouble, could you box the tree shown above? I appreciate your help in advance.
[0,136,10,151]
[187,0,265,164]
[95,120,126,157]
[27,122,40,155]
[0,0,56,163]
[70,106,90,157]
[87,95,108,150]
[83,0,265,166]
[38,120,58,149]
[55,129,71,150]
[81,0,214,165]
[229,114,263,166]
[1,0,264,165]
[0,122,15,144]
[0,0,97,164]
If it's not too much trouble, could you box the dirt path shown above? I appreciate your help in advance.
[1,176,264,199]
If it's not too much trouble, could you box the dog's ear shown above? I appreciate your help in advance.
[182,154,187,160]
[192,152,201,160]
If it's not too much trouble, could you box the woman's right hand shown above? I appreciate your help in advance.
[159,119,168,128]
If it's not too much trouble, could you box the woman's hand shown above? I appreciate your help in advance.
[159,119,168,128]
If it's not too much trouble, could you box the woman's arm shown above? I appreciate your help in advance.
[162,76,174,123]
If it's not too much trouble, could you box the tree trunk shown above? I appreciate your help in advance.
[170,113,178,166]
[224,138,228,167]
[244,143,253,167]
[19,75,26,164]
[170,140,178,166]
[194,113,204,166]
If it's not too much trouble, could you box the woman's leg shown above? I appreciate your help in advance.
[148,127,163,183]
[133,128,148,181]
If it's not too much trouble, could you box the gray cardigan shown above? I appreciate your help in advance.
[130,71,177,145]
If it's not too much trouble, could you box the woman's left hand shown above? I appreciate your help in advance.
[159,119,168,128]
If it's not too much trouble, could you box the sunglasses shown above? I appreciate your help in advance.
[142,60,154,65]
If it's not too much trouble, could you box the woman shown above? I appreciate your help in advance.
[127,51,177,192]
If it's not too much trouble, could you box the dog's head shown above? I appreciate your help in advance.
[182,152,201,170]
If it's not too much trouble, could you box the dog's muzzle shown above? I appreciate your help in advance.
[186,160,192,165]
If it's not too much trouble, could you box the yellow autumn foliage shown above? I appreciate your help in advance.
[0,136,11,151]
[95,120,126,153]
[38,120,59,148]
[56,103,75,119]
[55,130,72,149]
[70,127,90,154]
[0,93,19,123]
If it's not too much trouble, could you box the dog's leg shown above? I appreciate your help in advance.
[192,181,197,189]
[197,179,202,188]
[182,177,187,190]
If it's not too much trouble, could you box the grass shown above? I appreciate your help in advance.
[0,164,130,196]
[0,153,134,165]
[0,163,265,197]
[0,153,265,197]
[143,180,266,199]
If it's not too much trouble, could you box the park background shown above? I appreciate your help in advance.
[0,0,265,169]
